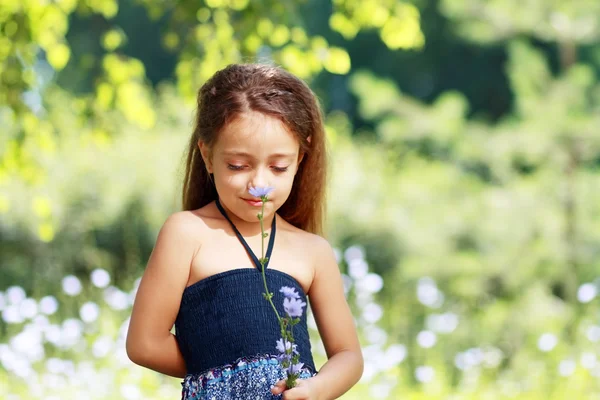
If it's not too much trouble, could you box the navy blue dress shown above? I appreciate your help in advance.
[175,199,317,399]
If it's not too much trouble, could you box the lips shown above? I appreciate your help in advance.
[243,198,265,207]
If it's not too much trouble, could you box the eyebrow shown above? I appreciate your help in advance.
[222,151,296,159]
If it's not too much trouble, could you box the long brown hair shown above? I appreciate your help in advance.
[181,63,327,236]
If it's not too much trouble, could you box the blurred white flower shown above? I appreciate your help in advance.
[120,383,141,400]
[2,305,23,324]
[10,327,44,362]
[60,319,84,348]
[455,352,468,371]
[417,277,444,308]
[61,359,75,376]
[355,290,374,305]
[42,374,66,390]
[9,356,35,379]
[577,283,597,303]
[46,357,66,374]
[415,365,435,383]
[356,273,383,294]
[417,330,437,348]
[383,344,406,368]
[587,326,600,342]
[558,359,576,376]
[365,326,388,345]
[44,324,62,345]
[91,268,111,288]
[348,259,369,279]
[456,348,484,371]
[104,286,129,311]
[39,296,59,315]
[116,345,132,366]
[6,286,26,305]
[0,344,35,379]
[359,362,379,383]
[0,291,5,310]
[79,302,100,323]
[482,347,504,368]
[581,352,597,370]
[344,245,365,264]
[32,315,49,327]
[538,333,558,352]
[465,348,483,366]
[362,303,383,323]
[19,298,38,319]
[426,312,459,334]
[62,275,82,296]
[77,360,95,379]
[363,344,384,361]
[369,383,394,399]
[0,344,12,363]
[93,336,113,358]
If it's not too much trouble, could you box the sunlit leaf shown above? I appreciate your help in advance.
[32,196,52,218]
[324,47,351,75]
[46,42,71,71]
[38,221,55,242]
[102,29,125,51]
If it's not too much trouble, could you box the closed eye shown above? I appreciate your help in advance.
[227,164,244,171]
[272,166,289,173]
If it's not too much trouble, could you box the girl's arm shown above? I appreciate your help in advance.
[273,235,364,399]
[125,212,199,378]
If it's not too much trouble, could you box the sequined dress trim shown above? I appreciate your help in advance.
[181,353,317,400]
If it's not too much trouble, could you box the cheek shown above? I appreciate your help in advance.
[213,170,245,191]
[222,175,248,190]
[274,175,296,196]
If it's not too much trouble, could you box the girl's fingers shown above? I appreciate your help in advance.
[281,387,309,400]
[270,380,287,395]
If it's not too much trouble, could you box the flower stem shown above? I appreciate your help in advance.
[260,198,281,323]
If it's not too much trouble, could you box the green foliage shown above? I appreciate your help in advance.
[440,0,600,44]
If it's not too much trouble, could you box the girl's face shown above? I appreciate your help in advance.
[199,111,303,224]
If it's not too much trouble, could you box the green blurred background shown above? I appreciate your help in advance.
[2,0,600,398]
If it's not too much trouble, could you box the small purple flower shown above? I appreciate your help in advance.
[283,297,307,318]
[276,338,289,353]
[248,186,274,199]
[288,362,304,375]
[277,353,288,363]
[279,286,300,299]
[276,338,298,354]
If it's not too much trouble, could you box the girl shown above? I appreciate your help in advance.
[126,63,363,399]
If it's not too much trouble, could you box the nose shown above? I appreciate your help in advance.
[249,166,270,191]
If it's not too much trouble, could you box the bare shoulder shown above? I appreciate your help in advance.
[277,218,333,255]
[161,202,219,241]
[276,218,338,293]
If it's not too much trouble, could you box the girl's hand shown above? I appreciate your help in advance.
[270,378,319,400]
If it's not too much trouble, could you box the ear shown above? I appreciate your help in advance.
[296,152,304,169]
[198,140,213,173]
[296,136,310,167]
[296,136,310,169]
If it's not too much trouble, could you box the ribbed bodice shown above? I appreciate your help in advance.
[174,268,316,374]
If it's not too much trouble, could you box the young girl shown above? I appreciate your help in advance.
[126,63,363,399]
